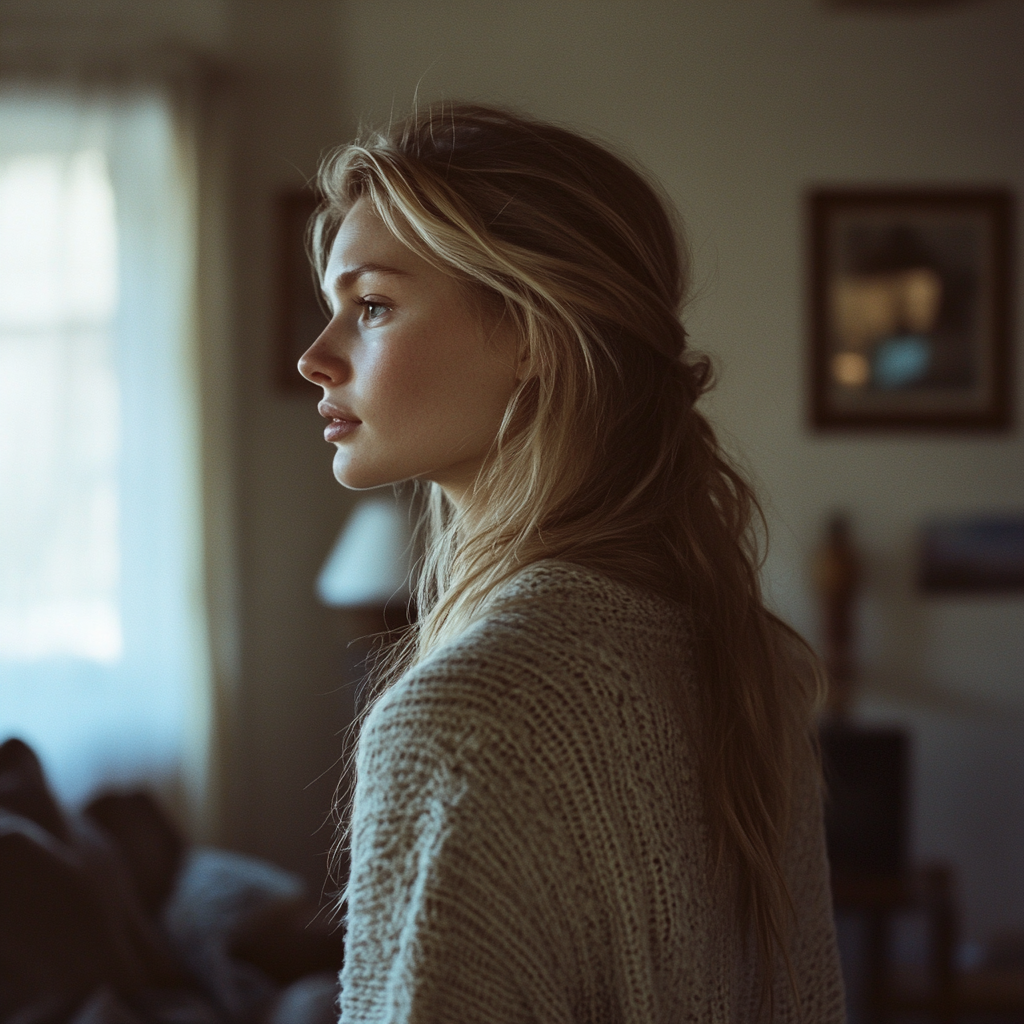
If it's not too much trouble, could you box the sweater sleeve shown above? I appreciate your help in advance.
[339,661,575,1024]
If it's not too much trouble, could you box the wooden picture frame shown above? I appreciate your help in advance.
[808,187,1013,431]
[275,189,328,393]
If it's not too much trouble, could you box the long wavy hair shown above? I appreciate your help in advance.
[312,103,824,1004]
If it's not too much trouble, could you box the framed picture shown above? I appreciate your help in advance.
[275,189,329,393]
[808,188,1013,430]
[919,515,1024,593]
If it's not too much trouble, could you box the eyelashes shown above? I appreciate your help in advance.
[355,298,390,322]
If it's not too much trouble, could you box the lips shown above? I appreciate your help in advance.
[318,401,361,443]
[324,418,359,442]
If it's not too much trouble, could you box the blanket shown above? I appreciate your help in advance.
[0,738,342,1024]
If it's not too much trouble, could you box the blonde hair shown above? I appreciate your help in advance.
[313,103,824,1005]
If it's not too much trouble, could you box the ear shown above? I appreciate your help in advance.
[484,299,528,381]
[515,344,531,383]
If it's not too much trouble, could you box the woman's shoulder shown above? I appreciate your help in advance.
[484,558,689,652]
[430,559,688,681]
[365,560,693,759]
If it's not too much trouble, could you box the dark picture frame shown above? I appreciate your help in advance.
[919,516,1024,594]
[275,189,328,393]
[808,187,1014,431]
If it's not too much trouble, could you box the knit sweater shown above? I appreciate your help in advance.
[340,561,845,1024]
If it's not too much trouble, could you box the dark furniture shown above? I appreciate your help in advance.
[822,724,1024,1022]
[833,866,1024,1023]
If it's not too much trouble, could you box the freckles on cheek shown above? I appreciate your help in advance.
[365,344,436,418]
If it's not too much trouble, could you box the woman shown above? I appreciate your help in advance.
[299,104,844,1023]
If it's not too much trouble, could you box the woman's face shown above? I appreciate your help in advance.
[298,198,521,504]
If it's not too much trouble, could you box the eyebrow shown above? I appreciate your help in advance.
[326,262,410,296]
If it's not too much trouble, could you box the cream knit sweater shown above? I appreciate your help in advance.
[340,562,845,1023]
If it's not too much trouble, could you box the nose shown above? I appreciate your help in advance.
[298,321,350,387]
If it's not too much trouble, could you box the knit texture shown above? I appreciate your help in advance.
[340,561,845,1023]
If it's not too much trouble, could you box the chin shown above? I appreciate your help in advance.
[332,451,405,491]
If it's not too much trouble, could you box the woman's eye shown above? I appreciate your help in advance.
[359,299,389,322]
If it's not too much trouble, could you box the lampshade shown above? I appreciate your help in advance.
[316,496,414,608]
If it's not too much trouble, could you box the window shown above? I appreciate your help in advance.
[0,88,209,807]
[0,148,121,662]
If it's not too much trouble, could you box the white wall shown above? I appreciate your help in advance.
[334,0,1024,945]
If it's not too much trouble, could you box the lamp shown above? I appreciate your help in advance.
[317,495,414,609]
[316,496,415,874]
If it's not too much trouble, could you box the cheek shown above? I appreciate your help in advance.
[356,311,517,454]
[363,341,440,422]
[366,325,489,429]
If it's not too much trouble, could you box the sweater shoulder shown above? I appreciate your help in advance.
[363,561,692,760]
[449,559,690,675]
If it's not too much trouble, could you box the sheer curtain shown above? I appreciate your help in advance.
[0,82,229,830]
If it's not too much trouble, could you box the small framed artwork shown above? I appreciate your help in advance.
[808,188,1013,430]
[919,516,1024,593]
[275,189,329,393]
